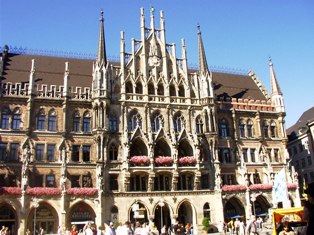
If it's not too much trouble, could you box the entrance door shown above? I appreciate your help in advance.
[0,204,17,235]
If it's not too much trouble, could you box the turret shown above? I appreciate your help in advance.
[28,59,36,95]
[63,62,69,97]
[269,57,285,113]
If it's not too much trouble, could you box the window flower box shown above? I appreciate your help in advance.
[26,187,61,196]
[287,183,298,189]
[222,185,247,192]
[155,156,173,166]
[178,156,196,166]
[66,188,98,196]
[129,156,150,166]
[249,184,273,191]
[0,187,22,195]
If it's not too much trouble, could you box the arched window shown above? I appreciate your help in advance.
[173,112,185,132]
[48,109,57,131]
[157,84,164,95]
[109,143,118,161]
[151,111,164,132]
[196,115,203,134]
[37,109,46,130]
[178,173,193,190]
[270,121,277,138]
[263,121,269,138]
[178,85,185,97]
[1,107,10,129]
[203,203,211,219]
[128,111,142,131]
[154,174,171,191]
[247,119,253,138]
[148,83,155,95]
[169,84,176,96]
[219,119,229,138]
[109,115,118,132]
[83,111,91,132]
[126,81,133,93]
[72,111,81,132]
[239,120,245,138]
[12,108,21,130]
[135,82,143,94]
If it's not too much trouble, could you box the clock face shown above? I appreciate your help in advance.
[148,55,161,67]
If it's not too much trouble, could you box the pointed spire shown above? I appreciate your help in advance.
[97,10,107,67]
[150,6,155,30]
[269,57,282,95]
[197,24,209,74]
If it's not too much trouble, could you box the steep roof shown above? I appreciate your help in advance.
[1,52,267,101]
[287,106,314,137]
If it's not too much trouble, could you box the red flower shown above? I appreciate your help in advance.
[129,156,150,165]
[0,187,22,195]
[249,184,273,191]
[222,185,247,192]
[178,156,196,165]
[26,187,61,196]
[155,156,173,165]
[66,188,98,196]
[287,183,298,189]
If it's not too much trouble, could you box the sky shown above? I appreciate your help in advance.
[1,0,314,128]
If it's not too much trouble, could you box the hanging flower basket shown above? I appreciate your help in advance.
[0,187,22,195]
[155,156,173,166]
[66,188,98,196]
[129,156,150,166]
[249,184,273,191]
[178,156,196,166]
[222,185,247,192]
[26,187,61,196]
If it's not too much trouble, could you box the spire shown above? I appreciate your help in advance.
[197,24,209,74]
[269,57,282,96]
[97,10,107,66]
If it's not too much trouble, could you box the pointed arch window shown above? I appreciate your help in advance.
[247,119,253,138]
[196,115,204,134]
[1,107,10,129]
[109,115,118,132]
[48,109,57,131]
[126,81,133,94]
[178,85,185,97]
[148,83,155,95]
[263,121,269,138]
[239,120,245,138]
[128,111,142,131]
[173,112,185,132]
[169,84,176,96]
[72,111,81,132]
[135,82,143,94]
[83,111,91,132]
[12,108,21,130]
[151,112,164,132]
[270,121,277,138]
[109,143,118,161]
[219,119,229,138]
[157,84,164,95]
[37,109,46,130]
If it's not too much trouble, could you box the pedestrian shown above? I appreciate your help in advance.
[134,222,142,235]
[71,225,78,235]
[227,219,234,234]
[217,221,224,234]
[238,219,245,235]
[245,215,258,235]
[304,182,314,235]
[160,225,167,235]
[234,218,240,235]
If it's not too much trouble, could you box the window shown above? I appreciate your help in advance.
[270,121,276,138]
[301,159,306,168]
[173,113,185,132]
[151,112,164,132]
[72,145,80,162]
[109,174,118,191]
[157,84,164,95]
[130,175,147,191]
[178,85,185,97]
[71,175,80,188]
[148,83,155,95]
[72,112,80,132]
[178,174,193,190]
[0,143,7,161]
[135,82,143,94]
[83,112,91,132]
[154,175,171,191]
[195,116,204,134]
[128,111,141,131]
[247,120,253,138]
[220,119,229,138]
[12,109,21,130]
[83,145,90,162]
[35,144,45,161]
[227,175,235,185]
[1,107,10,129]
[37,110,46,130]
[201,174,210,189]
[82,175,92,187]
[169,84,176,96]
[263,121,269,138]
[109,144,118,161]
[253,173,261,184]
[242,148,248,162]
[250,149,256,162]
[308,156,312,166]
[46,175,55,187]
[223,148,232,163]
[9,143,19,161]
[274,149,280,162]
[34,174,44,187]
[109,115,118,132]
[47,144,55,161]
[239,120,245,138]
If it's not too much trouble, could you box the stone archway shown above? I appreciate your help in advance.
[154,201,171,232]
[178,201,193,226]
[255,194,271,217]
[224,197,245,221]
[68,201,96,231]
[129,202,149,226]
[0,203,18,234]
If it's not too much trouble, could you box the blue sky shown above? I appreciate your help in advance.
[1,0,313,128]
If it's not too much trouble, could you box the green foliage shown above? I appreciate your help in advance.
[202,217,210,231]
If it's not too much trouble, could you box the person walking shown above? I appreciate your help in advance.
[245,215,258,235]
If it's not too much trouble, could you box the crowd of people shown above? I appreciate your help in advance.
[217,216,264,235]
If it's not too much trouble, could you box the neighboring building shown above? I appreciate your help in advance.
[287,107,314,194]
[0,8,300,234]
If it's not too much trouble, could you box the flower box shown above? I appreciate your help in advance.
[287,183,298,189]
[155,156,173,166]
[129,156,150,166]
[0,187,22,195]
[222,185,247,192]
[66,188,98,196]
[178,156,196,166]
[249,184,273,191]
[26,187,61,196]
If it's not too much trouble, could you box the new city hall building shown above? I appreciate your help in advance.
[0,8,301,234]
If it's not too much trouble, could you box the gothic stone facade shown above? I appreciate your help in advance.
[0,8,300,234]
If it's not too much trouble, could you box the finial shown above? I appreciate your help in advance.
[100,9,104,21]
[269,56,273,66]
[150,6,155,16]
[197,23,201,34]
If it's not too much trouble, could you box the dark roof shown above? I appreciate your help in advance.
[1,53,267,101]
[287,106,314,137]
